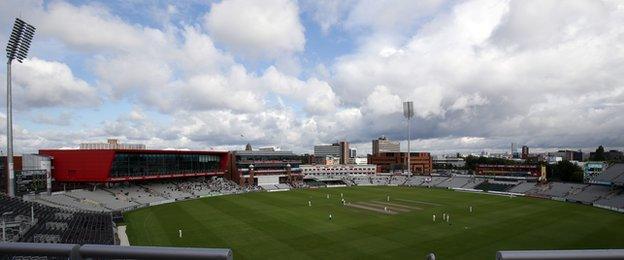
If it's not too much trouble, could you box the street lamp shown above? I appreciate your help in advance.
[5,18,36,197]
[403,101,414,176]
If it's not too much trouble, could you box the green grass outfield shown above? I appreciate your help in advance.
[124,186,624,259]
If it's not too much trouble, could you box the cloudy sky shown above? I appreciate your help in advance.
[0,0,623,155]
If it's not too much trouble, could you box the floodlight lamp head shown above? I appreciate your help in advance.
[5,18,36,63]
[403,101,414,119]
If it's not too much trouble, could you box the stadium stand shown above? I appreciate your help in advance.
[370,176,390,186]
[388,175,407,185]
[508,181,537,193]
[427,177,450,187]
[436,176,471,188]
[567,184,612,204]
[0,194,114,245]
[17,173,624,223]
[594,189,624,209]
[474,181,515,192]
[260,183,292,191]
[25,177,250,213]
[404,176,427,186]
[528,182,587,198]
[593,163,624,185]
[461,178,485,189]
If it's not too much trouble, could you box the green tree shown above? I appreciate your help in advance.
[550,160,584,183]
[591,145,606,161]
[464,156,522,170]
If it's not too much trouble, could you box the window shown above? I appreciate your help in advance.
[110,153,221,177]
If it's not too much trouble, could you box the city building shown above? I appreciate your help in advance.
[338,141,350,164]
[510,143,519,159]
[349,148,357,158]
[38,149,229,183]
[554,150,583,161]
[546,155,563,164]
[229,150,302,186]
[590,149,624,161]
[475,164,541,177]
[315,155,340,165]
[80,139,145,150]
[433,156,465,168]
[314,141,350,164]
[372,136,400,155]
[300,164,377,176]
[521,146,529,159]
[314,144,341,158]
[367,152,432,174]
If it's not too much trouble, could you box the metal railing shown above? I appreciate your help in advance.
[497,249,624,260]
[0,242,232,260]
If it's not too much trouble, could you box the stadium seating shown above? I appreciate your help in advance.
[594,189,624,208]
[403,176,427,186]
[370,176,390,185]
[508,181,537,193]
[388,176,407,185]
[29,193,110,212]
[528,182,587,198]
[0,194,114,245]
[260,183,292,191]
[427,177,450,187]
[566,185,612,204]
[474,181,515,192]
[25,178,248,213]
[436,176,471,188]
[592,163,624,184]
[19,174,624,219]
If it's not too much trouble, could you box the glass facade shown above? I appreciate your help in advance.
[110,153,221,177]
[236,153,301,175]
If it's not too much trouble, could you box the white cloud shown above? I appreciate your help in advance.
[204,0,305,59]
[363,85,402,116]
[344,0,446,32]
[178,67,265,113]
[2,0,624,154]
[12,58,100,108]
[329,0,624,149]
[260,67,340,115]
[38,1,164,52]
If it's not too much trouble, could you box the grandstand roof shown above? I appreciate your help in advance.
[234,150,297,156]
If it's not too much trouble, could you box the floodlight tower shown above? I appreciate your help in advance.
[5,18,36,197]
[403,101,414,176]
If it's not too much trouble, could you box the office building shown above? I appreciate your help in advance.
[230,150,302,186]
[314,141,350,164]
[372,136,400,155]
[521,146,529,159]
[368,152,432,174]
